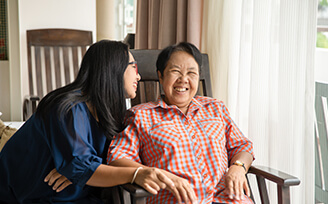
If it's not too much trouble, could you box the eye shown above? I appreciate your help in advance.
[170,69,181,74]
[188,71,199,76]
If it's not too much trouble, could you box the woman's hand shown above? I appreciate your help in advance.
[223,165,250,200]
[44,168,72,192]
[135,167,198,204]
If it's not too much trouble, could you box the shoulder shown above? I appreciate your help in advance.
[123,101,161,125]
[194,95,226,108]
[129,101,159,113]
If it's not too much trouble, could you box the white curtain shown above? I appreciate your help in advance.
[202,0,317,203]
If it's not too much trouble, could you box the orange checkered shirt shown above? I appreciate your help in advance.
[108,96,255,204]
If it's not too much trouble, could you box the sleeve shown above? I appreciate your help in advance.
[107,110,142,164]
[45,104,103,187]
[220,102,255,161]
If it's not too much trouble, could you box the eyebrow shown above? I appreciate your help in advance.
[169,65,198,70]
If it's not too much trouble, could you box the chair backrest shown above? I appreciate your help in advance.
[26,28,93,98]
[130,49,212,106]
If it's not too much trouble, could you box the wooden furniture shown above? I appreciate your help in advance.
[103,49,300,204]
[315,82,328,203]
[23,28,93,120]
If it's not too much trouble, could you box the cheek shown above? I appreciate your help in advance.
[190,78,199,89]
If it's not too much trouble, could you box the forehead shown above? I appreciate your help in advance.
[166,51,199,69]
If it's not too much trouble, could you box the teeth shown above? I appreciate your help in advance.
[175,87,187,92]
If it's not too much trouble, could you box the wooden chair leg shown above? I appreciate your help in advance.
[278,185,291,204]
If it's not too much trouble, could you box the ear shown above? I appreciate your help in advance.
[157,70,163,84]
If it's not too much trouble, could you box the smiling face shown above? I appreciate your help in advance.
[158,51,199,114]
[124,52,141,99]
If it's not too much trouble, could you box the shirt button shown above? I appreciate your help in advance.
[191,135,195,139]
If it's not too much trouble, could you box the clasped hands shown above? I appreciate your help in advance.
[44,166,250,203]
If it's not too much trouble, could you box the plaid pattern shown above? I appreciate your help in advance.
[108,96,254,204]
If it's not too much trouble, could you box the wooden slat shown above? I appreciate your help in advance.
[72,46,79,77]
[81,46,87,57]
[34,46,43,97]
[44,46,52,93]
[27,45,34,96]
[53,47,61,88]
[62,47,71,85]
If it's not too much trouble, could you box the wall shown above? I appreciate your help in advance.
[0,0,96,121]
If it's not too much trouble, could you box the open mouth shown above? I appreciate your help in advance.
[174,87,188,92]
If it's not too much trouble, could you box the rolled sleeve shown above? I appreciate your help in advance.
[221,103,255,160]
[45,104,104,187]
[107,112,142,164]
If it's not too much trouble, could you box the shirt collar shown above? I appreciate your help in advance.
[155,96,202,114]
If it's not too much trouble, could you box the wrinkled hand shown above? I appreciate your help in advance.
[134,167,197,204]
[223,166,250,200]
[44,168,72,192]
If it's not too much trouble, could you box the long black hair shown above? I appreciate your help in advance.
[36,40,129,139]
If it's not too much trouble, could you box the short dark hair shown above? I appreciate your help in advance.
[156,42,202,77]
[36,40,129,139]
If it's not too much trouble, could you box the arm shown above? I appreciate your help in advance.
[220,102,255,200]
[44,164,137,192]
[224,151,253,200]
[45,159,197,204]
[110,158,198,204]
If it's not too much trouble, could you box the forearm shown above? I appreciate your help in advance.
[229,151,253,172]
[86,164,137,187]
[110,158,146,168]
[111,158,173,177]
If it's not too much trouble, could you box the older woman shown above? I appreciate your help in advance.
[108,42,255,204]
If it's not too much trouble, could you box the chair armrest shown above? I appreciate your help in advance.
[247,165,300,204]
[121,183,153,198]
[23,95,40,120]
[248,165,300,187]
[119,183,152,204]
[24,95,40,101]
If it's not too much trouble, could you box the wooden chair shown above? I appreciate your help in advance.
[23,28,93,120]
[103,49,301,204]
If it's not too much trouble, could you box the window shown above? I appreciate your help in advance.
[117,0,136,40]
[317,0,328,48]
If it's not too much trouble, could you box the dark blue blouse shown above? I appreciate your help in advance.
[0,102,107,203]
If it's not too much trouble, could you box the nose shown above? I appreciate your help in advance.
[179,75,188,83]
[137,73,141,81]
